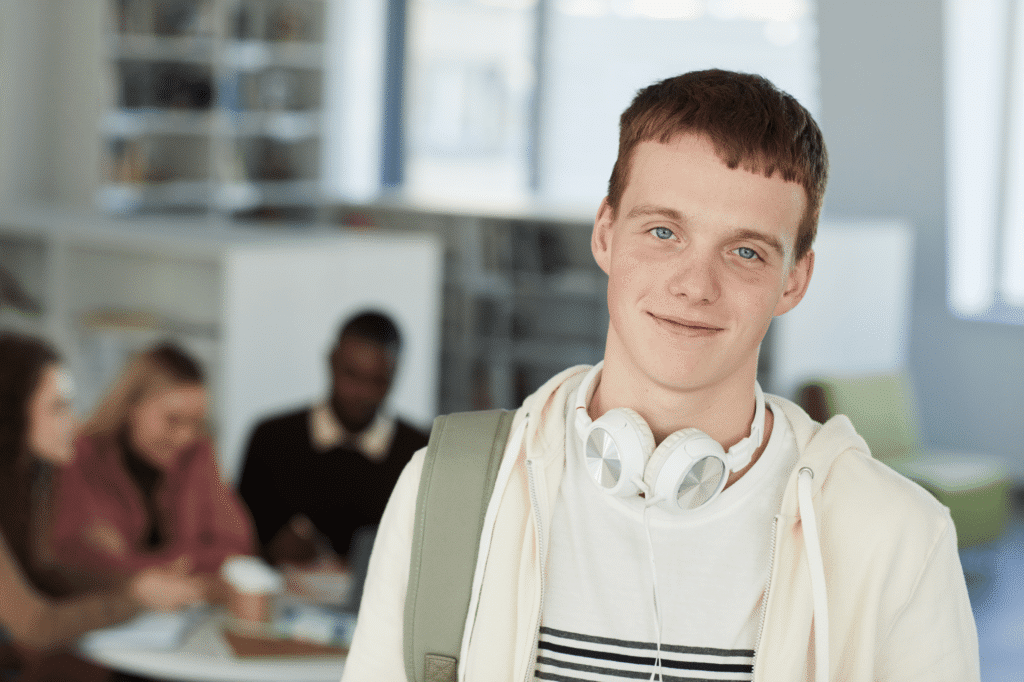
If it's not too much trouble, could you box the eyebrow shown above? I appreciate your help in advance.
[624,204,786,257]
[625,204,683,221]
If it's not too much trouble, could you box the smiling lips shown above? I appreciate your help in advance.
[648,311,724,334]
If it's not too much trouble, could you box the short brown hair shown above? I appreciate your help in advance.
[607,69,828,262]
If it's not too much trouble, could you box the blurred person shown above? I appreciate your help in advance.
[48,342,255,601]
[238,310,428,569]
[0,332,201,668]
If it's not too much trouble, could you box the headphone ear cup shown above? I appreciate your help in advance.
[582,407,653,497]
[643,428,705,491]
[650,430,728,512]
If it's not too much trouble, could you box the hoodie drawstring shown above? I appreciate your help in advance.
[798,467,829,682]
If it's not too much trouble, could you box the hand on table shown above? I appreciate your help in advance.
[266,515,321,566]
[130,559,205,611]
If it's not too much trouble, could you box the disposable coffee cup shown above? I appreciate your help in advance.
[221,555,284,625]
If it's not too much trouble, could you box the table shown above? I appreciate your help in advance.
[79,605,348,682]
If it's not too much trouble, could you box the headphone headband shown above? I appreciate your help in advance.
[724,381,765,472]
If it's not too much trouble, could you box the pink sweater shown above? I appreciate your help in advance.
[49,433,255,577]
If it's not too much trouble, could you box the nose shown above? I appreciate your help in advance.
[667,250,720,303]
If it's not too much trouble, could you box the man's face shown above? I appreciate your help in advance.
[592,134,813,396]
[330,336,396,432]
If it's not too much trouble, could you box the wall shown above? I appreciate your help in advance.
[817,0,1024,477]
[51,1,107,208]
[0,0,103,208]
[0,0,56,204]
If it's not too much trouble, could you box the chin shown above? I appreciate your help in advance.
[634,350,706,388]
[36,448,74,467]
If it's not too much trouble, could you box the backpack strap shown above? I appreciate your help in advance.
[403,409,516,682]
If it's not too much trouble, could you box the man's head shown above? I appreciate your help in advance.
[329,311,402,433]
[606,69,827,263]
[592,69,826,401]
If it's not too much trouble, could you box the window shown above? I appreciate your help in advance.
[945,0,1024,324]
[324,0,820,209]
[537,0,818,205]
[404,0,538,204]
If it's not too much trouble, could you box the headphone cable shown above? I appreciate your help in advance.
[636,477,665,682]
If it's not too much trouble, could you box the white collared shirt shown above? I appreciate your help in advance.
[308,402,397,463]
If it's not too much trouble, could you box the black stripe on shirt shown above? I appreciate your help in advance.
[537,655,742,682]
[535,627,753,682]
[537,667,745,682]
[540,626,755,658]
[539,641,751,673]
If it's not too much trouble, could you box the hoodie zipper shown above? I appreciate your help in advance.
[752,514,780,680]
[524,458,547,682]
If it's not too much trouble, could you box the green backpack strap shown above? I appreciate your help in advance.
[403,409,516,682]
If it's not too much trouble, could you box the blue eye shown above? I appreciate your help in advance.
[735,247,759,260]
[652,226,674,240]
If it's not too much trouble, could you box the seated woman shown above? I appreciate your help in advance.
[49,342,255,600]
[0,331,202,653]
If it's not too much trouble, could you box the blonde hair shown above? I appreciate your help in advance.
[83,342,205,439]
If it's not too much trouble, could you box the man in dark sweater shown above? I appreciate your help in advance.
[237,311,428,568]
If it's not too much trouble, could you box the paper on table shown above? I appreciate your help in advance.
[284,567,353,606]
[80,606,206,651]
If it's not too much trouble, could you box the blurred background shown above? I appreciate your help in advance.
[0,3,1023,669]
[1,0,1020,473]
[1,0,1022,473]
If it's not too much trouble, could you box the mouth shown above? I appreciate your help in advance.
[647,312,724,334]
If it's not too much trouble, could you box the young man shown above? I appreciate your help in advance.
[342,70,979,681]
[237,311,428,567]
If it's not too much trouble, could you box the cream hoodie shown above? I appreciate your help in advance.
[342,366,980,682]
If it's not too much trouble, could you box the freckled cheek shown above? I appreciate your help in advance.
[739,289,785,327]
[606,271,649,322]
[613,252,661,295]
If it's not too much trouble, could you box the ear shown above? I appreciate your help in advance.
[591,198,615,275]
[774,249,814,316]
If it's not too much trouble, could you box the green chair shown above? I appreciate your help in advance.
[796,372,1011,549]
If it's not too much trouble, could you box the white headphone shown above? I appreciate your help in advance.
[574,363,766,513]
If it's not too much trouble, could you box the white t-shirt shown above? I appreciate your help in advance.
[535,389,798,681]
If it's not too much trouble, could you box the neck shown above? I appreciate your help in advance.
[120,428,166,473]
[329,399,374,435]
[589,359,760,450]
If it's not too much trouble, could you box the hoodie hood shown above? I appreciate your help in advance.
[518,364,592,465]
[512,366,871,523]
[772,395,872,510]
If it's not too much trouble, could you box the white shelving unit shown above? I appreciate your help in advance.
[0,208,444,482]
[99,0,326,220]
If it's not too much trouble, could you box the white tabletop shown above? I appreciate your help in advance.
[80,606,347,682]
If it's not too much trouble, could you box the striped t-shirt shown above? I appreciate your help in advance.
[536,391,797,681]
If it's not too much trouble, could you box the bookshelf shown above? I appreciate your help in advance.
[98,0,326,220]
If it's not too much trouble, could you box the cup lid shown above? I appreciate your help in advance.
[221,555,284,594]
